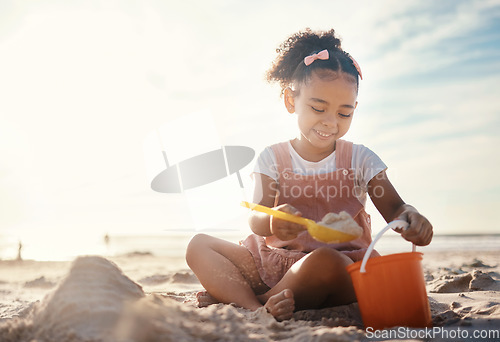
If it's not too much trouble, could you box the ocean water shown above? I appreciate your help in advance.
[1,231,499,261]
[111,233,500,257]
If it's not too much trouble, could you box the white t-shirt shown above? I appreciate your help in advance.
[253,141,387,206]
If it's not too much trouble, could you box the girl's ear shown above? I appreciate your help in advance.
[283,87,295,113]
[352,101,358,117]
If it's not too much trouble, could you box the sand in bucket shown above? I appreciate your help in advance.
[346,220,432,330]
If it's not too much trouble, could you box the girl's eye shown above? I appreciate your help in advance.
[339,113,352,118]
[311,106,325,113]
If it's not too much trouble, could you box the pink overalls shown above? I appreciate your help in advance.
[241,139,379,288]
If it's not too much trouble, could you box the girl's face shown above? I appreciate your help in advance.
[285,71,358,160]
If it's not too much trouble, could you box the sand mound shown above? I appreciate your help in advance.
[430,292,500,327]
[0,256,144,342]
[138,271,198,286]
[171,271,199,283]
[430,270,499,293]
[462,258,495,268]
[138,274,171,285]
[24,276,56,289]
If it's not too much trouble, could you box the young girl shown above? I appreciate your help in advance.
[186,28,433,321]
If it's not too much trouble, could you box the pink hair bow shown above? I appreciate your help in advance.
[349,55,363,80]
[304,49,329,66]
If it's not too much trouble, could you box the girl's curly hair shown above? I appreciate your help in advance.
[266,28,360,95]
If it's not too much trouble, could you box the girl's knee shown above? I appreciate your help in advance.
[188,233,210,246]
[186,233,211,265]
[187,233,208,250]
[310,247,350,266]
[304,248,352,283]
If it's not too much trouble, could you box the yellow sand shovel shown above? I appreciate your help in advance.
[240,201,361,243]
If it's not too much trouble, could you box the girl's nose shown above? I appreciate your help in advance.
[321,113,338,128]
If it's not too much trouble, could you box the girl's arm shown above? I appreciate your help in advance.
[248,173,306,240]
[368,171,433,246]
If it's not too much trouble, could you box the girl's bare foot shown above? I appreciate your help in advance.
[264,289,295,321]
[196,291,220,307]
[196,289,295,321]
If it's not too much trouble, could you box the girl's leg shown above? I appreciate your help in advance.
[257,247,356,311]
[186,234,295,320]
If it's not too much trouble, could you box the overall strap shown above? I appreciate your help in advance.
[335,139,353,169]
[270,141,293,175]
[270,141,293,207]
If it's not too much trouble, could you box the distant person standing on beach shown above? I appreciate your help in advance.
[16,240,22,261]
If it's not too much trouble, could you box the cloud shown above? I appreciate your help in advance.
[358,0,500,80]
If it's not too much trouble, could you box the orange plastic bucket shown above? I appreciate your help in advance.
[346,221,432,330]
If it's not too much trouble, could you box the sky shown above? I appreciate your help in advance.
[1,0,499,259]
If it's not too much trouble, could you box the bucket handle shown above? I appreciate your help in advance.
[360,220,414,273]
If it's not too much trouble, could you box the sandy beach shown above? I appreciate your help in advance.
[0,249,499,341]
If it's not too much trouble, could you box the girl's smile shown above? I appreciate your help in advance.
[284,71,358,162]
[313,128,336,139]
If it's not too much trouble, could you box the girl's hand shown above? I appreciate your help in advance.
[394,207,433,246]
[270,204,307,241]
